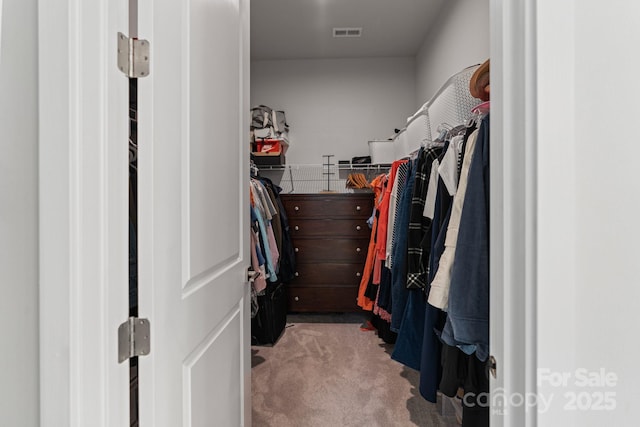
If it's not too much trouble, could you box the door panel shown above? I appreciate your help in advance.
[185,0,241,285]
[186,308,242,426]
[137,0,250,425]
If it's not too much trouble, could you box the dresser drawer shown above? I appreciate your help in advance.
[290,218,371,238]
[289,262,364,286]
[292,238,369,263]
[282,194,373,219]
[279,193,373,313]
[287,286,360,312]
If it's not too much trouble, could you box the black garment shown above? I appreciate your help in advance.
[276,196,296,283]
[417,136,461,402]
[370,313,397,345]
[364,203,384,300]
[364,280,378,302]
[438,343,464,397]
[462,354,490,427]
[406,146,443,289]
[390,159,417,332]
[419,142,452,284]
[377,263,392,312]
[438,343,489,427]
[263,185,283,257]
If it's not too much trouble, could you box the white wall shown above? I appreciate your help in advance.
[250,57,416,164]
[0,0,40,425]
[536,0,640,425]
[415,0,489,108]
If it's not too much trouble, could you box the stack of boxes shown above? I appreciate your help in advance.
[250,105,290,166]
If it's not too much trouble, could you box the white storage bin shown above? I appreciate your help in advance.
[393,128,409,160]
[368,139,395,164]
[405,111,430,154]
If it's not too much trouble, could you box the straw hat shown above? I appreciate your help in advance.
[470,59,490,101]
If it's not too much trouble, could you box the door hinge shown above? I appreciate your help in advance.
[117,32,150,78]
[118,317,150,363]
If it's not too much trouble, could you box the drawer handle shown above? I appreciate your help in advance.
[356,205,361,211]
[294,296,300,302]
[295,272,299,277]
[294,206,300,211]
[356,225,362,231]
[295,247,299,253]
[356,247,361,253]
[356,272,361,277]
[295,225,300,231]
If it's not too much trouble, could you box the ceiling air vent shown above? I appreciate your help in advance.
[333,27,362,38]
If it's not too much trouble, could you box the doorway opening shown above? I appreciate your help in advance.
[249,1,492,425]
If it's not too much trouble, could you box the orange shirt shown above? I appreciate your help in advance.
[357,174,387,311]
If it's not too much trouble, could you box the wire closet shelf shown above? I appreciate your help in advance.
[255,64,482,194]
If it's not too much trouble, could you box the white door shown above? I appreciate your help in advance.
[136,0,251,426]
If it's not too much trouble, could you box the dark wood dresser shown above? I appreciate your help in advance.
[280,192,374,312]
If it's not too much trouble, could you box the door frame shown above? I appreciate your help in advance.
[38,0,130,425]
[489,0,538,425]
[38,0,539,425]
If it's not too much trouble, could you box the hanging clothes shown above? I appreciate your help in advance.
[250,206,277,283]
[375,160,407,270]
[418,137,458,402]
[406,146,445,289]
[419,126,476,402]
[258,175,297,283]
[419,126,476,403]
[389,159,416,332]
[357,174,387,311]
[392,145,443,374]
[440,114,491,362]
[353,70,491,426]
[250,178,282,284]
[249,224,268,294]
[373,160,407,315]
[385,161,410,269]
[428,128,480,310]
[438,134,465,197]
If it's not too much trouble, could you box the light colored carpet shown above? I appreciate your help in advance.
[251,319,461,427]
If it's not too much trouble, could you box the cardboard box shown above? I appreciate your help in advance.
[255,139,282,154]
[251,151,286,166]
[253,138,289,155]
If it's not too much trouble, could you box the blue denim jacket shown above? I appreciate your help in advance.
[442,115,490,362]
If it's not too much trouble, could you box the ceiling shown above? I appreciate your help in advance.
[250,0,446,60]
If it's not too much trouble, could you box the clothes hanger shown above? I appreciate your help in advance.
[471,101,490,116]
[250,160,260,177]
[420,123,452,150]
[465,102,489,128]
